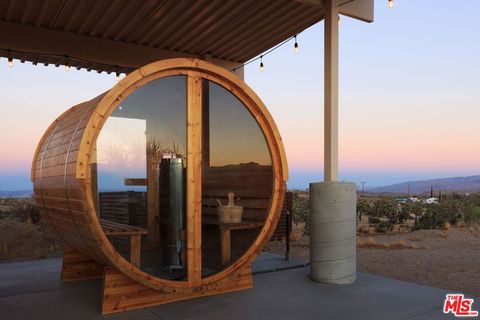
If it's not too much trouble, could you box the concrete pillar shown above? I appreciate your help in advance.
[310,181,356,284]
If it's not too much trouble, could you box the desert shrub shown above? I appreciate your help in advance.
[416,208,439,230]
[388,204,406,225]
[369,197,407,226]
[376,220,393,233]
[401,201,423,223]
[0,197,16,206]
[416,203,455,230]
[292,192,309,234]
[356,198,370,220]
[370,198,395,218]
[357,199,370,212]
[469,194,480,207]
[440,194,473,222]
[12,201,40,224]
[439,201,461,225]
[368,216,380,224]
[465,206,480,223]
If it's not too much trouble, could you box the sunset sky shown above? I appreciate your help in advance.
[1,1,479,190]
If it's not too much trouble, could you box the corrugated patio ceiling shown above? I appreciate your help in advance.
[0,0,326,73]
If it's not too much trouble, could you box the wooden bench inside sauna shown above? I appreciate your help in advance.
[32,58,288,314]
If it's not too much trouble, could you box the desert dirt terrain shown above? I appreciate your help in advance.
[265,223,480,297]
[0,199,64,261]
[0,217,64,260]
[1,197,479,298]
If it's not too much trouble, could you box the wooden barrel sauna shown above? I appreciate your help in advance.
[32,58,288,314]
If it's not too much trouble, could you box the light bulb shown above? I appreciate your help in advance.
[64,64,70,72]
[294,36,299,53]
[116,72,121,81]
[388,0,394,8]
[259,55,265,72]
[8,58,13,68]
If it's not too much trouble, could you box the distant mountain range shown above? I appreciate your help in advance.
[370,175,480,195]
[0,189,33,198]
[3,175,480,197]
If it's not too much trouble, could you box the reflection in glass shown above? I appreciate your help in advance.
[201,81,273,277]
[94,76,187,280]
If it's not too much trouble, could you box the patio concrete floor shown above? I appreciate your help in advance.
[0,252,468,320]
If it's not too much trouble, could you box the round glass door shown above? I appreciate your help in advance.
[91,69,278,284]
[95,76,188,280]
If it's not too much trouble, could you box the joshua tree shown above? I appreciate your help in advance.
[402,201,423,225]
[356,198,370,221]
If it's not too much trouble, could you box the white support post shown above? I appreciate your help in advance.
[324,0,339,182]
[310,0,356,285]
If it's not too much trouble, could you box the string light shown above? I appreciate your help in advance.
[230,31,305,72]
[116,71,121,81]
[1,47,131,74]
[64,55,70,71]
[388,0,394,8]
[7,49,13,68]
[3,28,305,75]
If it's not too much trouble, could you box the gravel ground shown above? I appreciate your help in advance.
[265,225,480,297]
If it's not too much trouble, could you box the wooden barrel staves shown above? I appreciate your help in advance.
[32,58,288,314]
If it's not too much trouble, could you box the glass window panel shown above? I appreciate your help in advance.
[94,76,187,280]
[201,81,273,277]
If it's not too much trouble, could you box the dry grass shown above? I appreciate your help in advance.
[438,231,449,238]
[289,228,302,242]
[468,225,480,238]
[357,225,369,235]
[357,237,424,250]
[288,222,305,242]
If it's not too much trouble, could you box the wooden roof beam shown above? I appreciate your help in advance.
[0,20,193,70]
[0,20,242,77]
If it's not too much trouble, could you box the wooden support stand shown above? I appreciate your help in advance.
[203,218,263,267]
[62,246,253,314]
[61,247,104,282]
[101,265,253,314]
